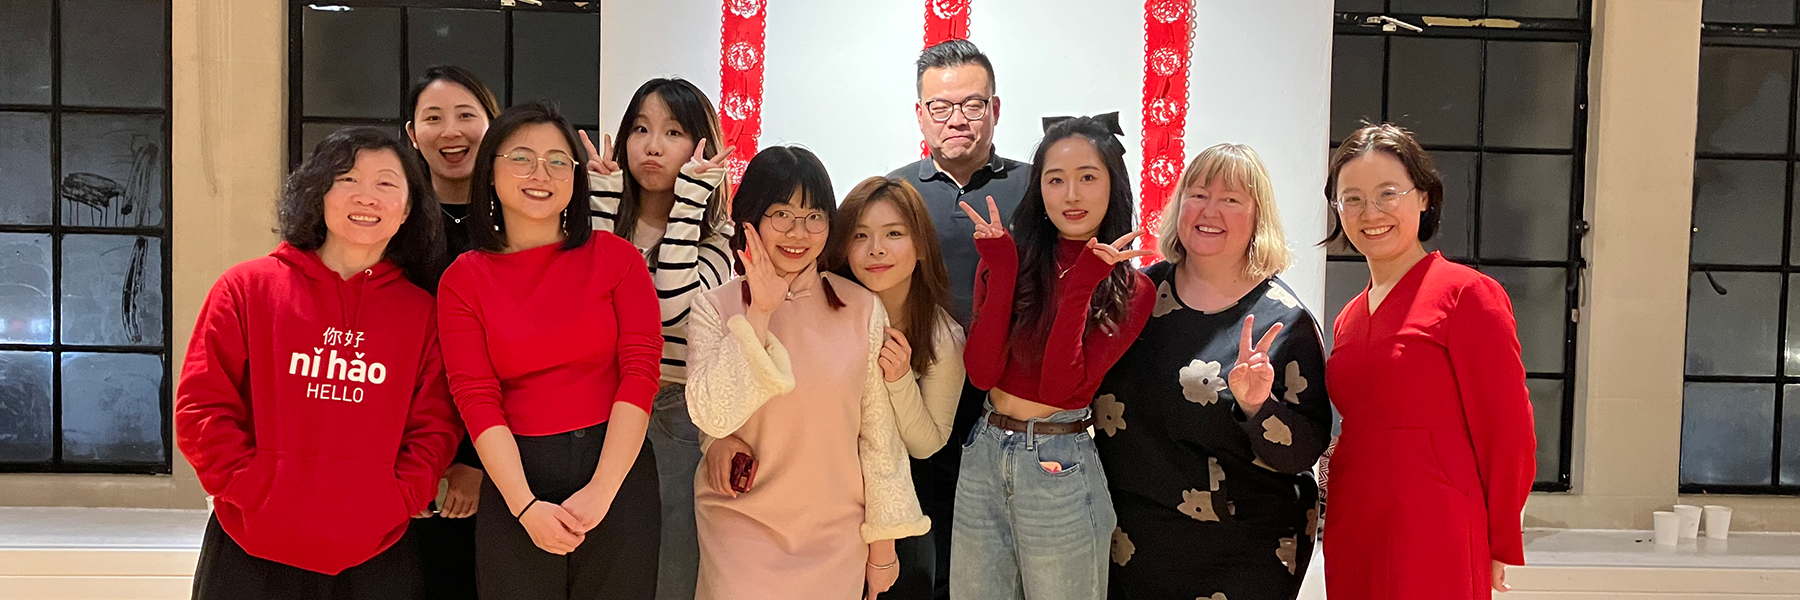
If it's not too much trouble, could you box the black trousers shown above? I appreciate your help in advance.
[190,514,423,600]
[477,422,661,600]
[413,512,478,600]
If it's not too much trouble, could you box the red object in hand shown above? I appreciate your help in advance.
[730,452,757,494]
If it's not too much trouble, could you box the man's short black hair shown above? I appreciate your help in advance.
[916,39,996,97]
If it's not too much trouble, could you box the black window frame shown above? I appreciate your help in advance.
[1679,2,1800,497]
[1329,1,1592,492]
[285,0,603,169]
[0,0,176,475]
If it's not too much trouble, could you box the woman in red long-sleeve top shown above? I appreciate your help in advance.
[949,113,1156,600]
[1322,124,1537,600]
[436,102,664,600]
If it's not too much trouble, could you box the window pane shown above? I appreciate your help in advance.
[0,351,53,463]
[1484,41,1579,150]
[1528,378,1564,484]
[1488,0,1581,19]
[1391,0,1480,15]
[0,233,53,344]
[61,352,163,464]
[1695,47,1792,155]
[60,113,166,228]
[1681,382,1775,486]
[1430,150,1477,260]
[299,121,397,164]
[1335,0,1384,12]
[1703,0,1797,25]
[1389,37,1481,147]
[1691,159,1785,266]
[512,12,600,126]
[1783,385,1800,486]
[407,8,506,107]
[302,6,401,119]
[61,0,167,108]
[0,0,53,104]
[1686,271,1780,376]
[61,235,163,347]
[0,112,53,225]
[1331,35,1383,144]
[1323,260,1368,350]
[1480,152,1571,261]
[1480,266,1567,374]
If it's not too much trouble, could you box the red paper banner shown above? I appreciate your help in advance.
[1138,0,1194,261]
[721,0,768,186]
[921,0,972,158]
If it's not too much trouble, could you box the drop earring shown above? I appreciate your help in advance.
[491,202,501,232]
[561,208,569,235]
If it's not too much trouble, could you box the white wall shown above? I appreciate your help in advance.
[598,0,1332,307]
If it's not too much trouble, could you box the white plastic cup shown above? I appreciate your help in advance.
[1704,505,1733,540]
[1673,505,1703,539]
[1652,510,1680,546]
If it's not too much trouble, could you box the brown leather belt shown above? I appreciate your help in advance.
[985,412,1094,435]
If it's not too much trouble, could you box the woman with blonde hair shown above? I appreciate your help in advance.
[1094,143,1332,599]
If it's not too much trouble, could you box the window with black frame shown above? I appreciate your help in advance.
[1326,0,1589,491]
[288,0,601,167]
[0,0,173,474]
[1682,0,1800,496]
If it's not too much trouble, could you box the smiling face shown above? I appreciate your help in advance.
[847,199,918,294]
[1334,151,1427,262]
[322,148,410,252]
[492,122,576,225]
[1040,137,1111,240]
[916,64,996,164]
[625,92,699,194]
[757,189,830,275]
[407,80,490,187]
[1176,176,1257,265]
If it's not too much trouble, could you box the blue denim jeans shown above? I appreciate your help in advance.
[647,383,702,600]
[950,402,1114,600]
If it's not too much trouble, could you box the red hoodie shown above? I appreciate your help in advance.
[175,243,461,575]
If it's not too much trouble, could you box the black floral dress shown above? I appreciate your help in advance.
[1095,262,1332,600]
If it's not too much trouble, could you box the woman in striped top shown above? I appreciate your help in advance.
[580,77,733,600]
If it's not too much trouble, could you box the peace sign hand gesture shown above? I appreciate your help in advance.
[737,225,788,318]
[958,196,1007,240]
[1086,230,1157,266]
[683,139,736,176]
[579,131,621,176]
[1227,314,1284,417]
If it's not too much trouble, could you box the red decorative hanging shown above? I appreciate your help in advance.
[921,0,972,158]
[1138,0,1193,261]
[721,0,768,186]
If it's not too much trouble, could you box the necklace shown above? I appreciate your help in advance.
[441,205,468,225]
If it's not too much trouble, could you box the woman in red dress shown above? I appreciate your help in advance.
[1321,124,1537,599]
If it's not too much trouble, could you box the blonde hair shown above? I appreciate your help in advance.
[1157,143,1291,280]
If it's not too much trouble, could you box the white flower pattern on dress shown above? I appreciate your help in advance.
[1179,360,1226,405]
[1282,361,1307,404]
[1208,456,1225,491]
[1152,280,1182,317]
[1095,393,1126,437]
[1266,284,1300,308]
[1111,527,1136,566]
[1277,536,1299,574]
[1178,489,1221,522]
[1263,416,1294,446]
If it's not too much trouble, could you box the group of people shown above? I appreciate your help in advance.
[173,39,1538,600]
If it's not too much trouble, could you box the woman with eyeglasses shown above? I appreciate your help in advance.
[436,102,664,600]
[1320,124,1535,600]
[686,147,928,600]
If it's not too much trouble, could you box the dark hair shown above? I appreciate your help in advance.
[278,127,444,290]
[916,39,996,97]
[405,66,501,180]
[465,101,592,253]
[611,78,732,250]
[1007,116,1139,334]
[729,146,843,309]
[1322,123,1444,245]
[824,177,953,373]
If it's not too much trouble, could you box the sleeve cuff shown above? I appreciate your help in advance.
[862,516,932,543]
[617,378,659,416]
[461,406,507,443]
[724,314,796,395]
[883,370,919,395]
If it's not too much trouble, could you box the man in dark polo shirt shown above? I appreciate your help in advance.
[884,39,1029,600]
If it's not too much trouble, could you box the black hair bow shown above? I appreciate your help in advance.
[1041,111,1124,136]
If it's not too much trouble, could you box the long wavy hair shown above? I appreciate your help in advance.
[1007,115,1139,335]
[278,126,444,291]
[610,78,732,254]
[465,101,593,253]
[824,176,953,373]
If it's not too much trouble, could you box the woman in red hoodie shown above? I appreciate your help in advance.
[437,101,664,600]
[176,127,462,600]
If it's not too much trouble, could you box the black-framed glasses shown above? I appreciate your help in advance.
[496,150,577,181]
[763,209,829,234]
[1332,186,1416,216]
[923,97,991,123]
